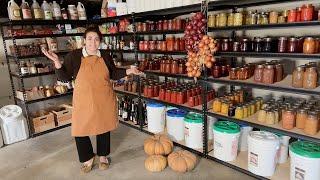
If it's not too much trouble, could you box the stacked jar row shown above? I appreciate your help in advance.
[217,36,320,54]
[208,3,319,27]
[292,63,319,89]
[253,62,284,84]
[229,64,256,81]
[159,58,186,74]
[136,18,186,32]
[258,98,320,135]
[138,37,185,51]
[123,80,138,93]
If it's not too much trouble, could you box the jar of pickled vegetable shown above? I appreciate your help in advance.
[221,65,228,77]
[171,60,179,74]
[247,12,257,25]
[147,85,154,97]
[266,110,275,125]
[304,111,319,135]
[233,41,240,52]
[177,92,184,104]
[238,67,247,80]
[213,98,222,112]
[188,96,195,107]
[213,65,221,78]
[163,20,168,30]
[235,106,244,119]
[153,85,159,97]
[278,37,288,53]
[179,38,185,51]
[221,101,230,115]
[221,39,229,52]
[292,66,305,88]
[288,9,297,23]
[287,37,298,53]
[278,16,286,23]
[263,37,272,52]
[136,22,143,32]
[139,41,144,50]
[166,36,174,51]
[254,37,263,52]
[218,13,227,27]
[157,20,163,31]
[161,41,167,51]
[227,13,234,26]
[303,66,318,89]
[159,88,165,100]
[240,38,250,52]
[168,20,173,30]
[262,64,275,84]
[174,18,183,30]
[178,63,185,74]
[243,104,249,118]
[229,68,238,80]
[254,64,264,82]
[170,90,177,104]
[149,41,156,51]
[174,38,180,51]
[269,11,278,24]
[258,109,267,123]
[250,102,256,115]
[301,4,314,21]
[296,109,308,129]
[275,64,284,82]
[144,41,150,51]
[234,12,243,26]
[208,15,216,27]
[142,23,147,32]
[303,37,316,54]
[165,89,171,102]
[282,109,296,130]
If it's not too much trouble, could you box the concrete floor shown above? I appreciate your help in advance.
[0,124,255,180]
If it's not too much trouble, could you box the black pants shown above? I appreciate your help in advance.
[75,132,110,163]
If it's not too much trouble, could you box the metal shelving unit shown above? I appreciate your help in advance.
[216,51,320,59]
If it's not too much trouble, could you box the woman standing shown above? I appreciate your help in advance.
[42,26,141,173]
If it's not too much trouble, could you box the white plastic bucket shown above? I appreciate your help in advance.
[0,105,29,144]
[278,135,291,164]
[238,124,253,151]
[248,131,280,177]
[184,113,203,149]
[207,116,217,140]
[166,109,187,141]
[213,121,240,162]
[289,141,320,180]
[147,102,166,133]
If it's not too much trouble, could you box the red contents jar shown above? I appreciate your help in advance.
[301,4,314,21]
[170,90,177,103]
[186,89,192,100]
[147,85,154,97]
[174,38,180,51]
[139,41,144,50]
[163,20,168,31]
[177,92,184,104]
[157,20,163,31]
[165,89,171,102]
[159,88,165,100]
[161,41,167,51]
[144,41,150,51]
[149,41,156,51]
[188,96,195,107]
[179,38,185,51]
[143,85,148,96]
[194,96,199,106]
[171,60,179,74]
[153,85,159,97]
[166,36,175,51]
[168,20,173,30]
[287,9,297,23]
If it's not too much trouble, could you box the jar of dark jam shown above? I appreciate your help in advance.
[149,21,155,31]
[233,41,240,52]
[297,37,304,53]
[228,38,234,51]
[263,37,272,52]
[275,63,284,82]
[230,68,238,80]
[213,65,222,78]
[157,20,163,31]
[287,37,298,53]
[221,39,229,52]
[278,37,288,53]
[163,20,168,31]
[254,37,263,52]
[240,38,250,52]
[221,65,228,77]
[168,20,174,30]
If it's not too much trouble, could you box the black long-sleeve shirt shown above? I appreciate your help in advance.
[55,49,126,81]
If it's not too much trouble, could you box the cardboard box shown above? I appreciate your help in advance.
[32,112,55,133]
[51,104,72,126]
[16,89,45,101]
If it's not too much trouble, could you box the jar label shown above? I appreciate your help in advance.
[22,9,32,19]
[13,9,21,18]
[294,167,305,180]
[249,152,258,167]
[33,9,43,19]
[53,8,62,18]
[44,11,52,19]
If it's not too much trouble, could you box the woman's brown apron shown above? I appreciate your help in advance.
[71,55,118,137]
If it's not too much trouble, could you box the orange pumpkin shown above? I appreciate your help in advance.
[144,134,173,156]
[144,155,167,172]
[168,150,197,173]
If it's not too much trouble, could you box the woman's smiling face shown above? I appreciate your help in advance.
[84,32,101,53]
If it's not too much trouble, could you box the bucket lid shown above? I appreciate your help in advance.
[0,105,22,120]
[147,102,165,108]
[290,141,320,158]
[184,113,203,123]
[249,131,279,142]
[213,121,240,134]
[167,109,187,118]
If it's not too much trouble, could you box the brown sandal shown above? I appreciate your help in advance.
[80,157,95,173]
[99,157,111,170]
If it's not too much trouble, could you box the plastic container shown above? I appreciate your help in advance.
[184,113,203,149]
[7,0,21,20]
[146,102,166,133]
[21,0,32,19]
[68,5,78,20]
[289,141,320,180]
[77,2,87,20]
[248,131,280,177]
[31,0,43,19]
[238,124,253,151]
[207,116,217,140]
[213,121,240,162]
[41,0,52,20]
[278,135,291,164]
[0,105,29,145]
[52,1,62,20]
[166,109,187,141]
[116,2,128,16]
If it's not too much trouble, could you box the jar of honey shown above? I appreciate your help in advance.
[229,68,238,80]
[235,106,244,119]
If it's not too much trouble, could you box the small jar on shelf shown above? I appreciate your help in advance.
[304,111,319,135]
[303,37,316,54]
[292,66,305,88]
[282,109,296,130]
[303,66,318,89]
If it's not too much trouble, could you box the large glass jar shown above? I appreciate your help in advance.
[144,41,150,51]
[303,66,318,89]
[149,21,155,31]
[303,37,316,54]
[171,60,179,74]
[233,41,240,52]
[296,109,308,129]
[188,96,195,107]
[257,109,267,123]
[240,38,250,52]
[179,38,185,51]
[275,64,284,82]
[136,22,143,32]
[263,37,272,52]
[288,9,297,23]
[254,37,263,52]
[139,41,144,50]
[243,104,249,118]
[235,106,244,119]
[167,20,173,30]
[266,110,275,125]
[166,36,174,51]
[301,4,314,21]
[238,67,247,80]
[161,41,167,51]
[234,12,243,26]
[262,64,275,84]
[178,63,185,74]
[282,109,296,130]
[247,12,257,25]
[227,13,234,26]
[221,101,230,115]
[149,41,156,51]
[208,15,216,27]
[213,65,221,78]
[163,20,168,31]
[278,37,288,53]
[221,39,229,52]
[287,37,298,53]
[156,41,161,50]
[174,38,180,51]
[292,66,305,88]
[304,111,319,135]
[165,60,171,73]
[297,37,304,53]
[229,68,238,80]
[174,18,183,30]
[142,23,147,32]
[218,13,227,27]
[170,90,177,104]
[221,65,228,77]
[261,13,269,24]
[157,20,163,31]
[165,89,171,102]
[177,92,184,104]
[269,11,278,24]
[254,64,264,82]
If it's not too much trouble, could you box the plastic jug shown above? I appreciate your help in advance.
[77,2,87,20]
[21,0,32,19]
[32,0,43,19]
[7,0,21,20]
[68,5,78,20]
[41,0,52,20]
[52,1,62,20]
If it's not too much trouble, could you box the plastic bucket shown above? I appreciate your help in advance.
[146,102,166,133]
[278,135,291,164]
[238,124,253,151]
[166,109,187,141]
[213,121,240,162]
[248,131,280,177]
[184,113,203,149]
[289,141,320,180]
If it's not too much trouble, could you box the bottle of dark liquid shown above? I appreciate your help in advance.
[129,100,135,122]
[127,98,132,121]
[132,102,139,125]
[122,98,128,121]
[143,101,147,125]
[118,97,123,117]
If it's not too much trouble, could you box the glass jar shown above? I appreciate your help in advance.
[159,88,165,100]
[303,66,318,89]
[149,21,155,31]
[303,37,316,54]
[149,41,156,51]
[247,12,257,25]
[233,41,240,52]
[221,39,229,52]
[208,15,216,27]
[301,4,314,21]
[227,13,234,26]
[254,64,264,82]
[175,18,183,30]
[228,39,234,51]
[179,38,185,51]
[287,37,298,53]
[296,109,308,129]
[153,85,159,97]
[278,16,286,23]
[258,109,267,123]
[282,109,296,130]
[262,64,275,84]
[263,37,272,52]
[275,64,284,82]
[269,11,278,24]
[261,14,269,24]
[304,111,319,135]
[254,37,263,52]
[168,20,173,30]
[250,102,256,115]
[288,9,297,23]
[142,23,147,32]
[278,37,288,53]
[147,85,154,97]
[238,67,247,80]
[144,41,150,51]
[213,65,221,78]
[171,60,179,74]
[161,41,167,51]
[174,38,180,51]
[165,60,171,74]
[139,41,144,50]
[163,20,168,30]
[235,106,244,119]
[170,90,177,104]
[166,36,174,51]
[234,12,243,26]
[136,22,143,32]
[157,20,163,31]
[221,65,228,77]
[177,92,184,104]
[243,104,249,118]
[221,101,230,115]
[240,38,250,52]
[165,89,171,102]
[292,66,305,88]
[188,96,195,107]
[229,68,238,80]
[213,98,222,112]
[266,110,275,125]
[178,63,185,74]
[218,13,227,27]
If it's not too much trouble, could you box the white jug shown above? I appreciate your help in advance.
[77,2,87,20]
[7,0,21,20]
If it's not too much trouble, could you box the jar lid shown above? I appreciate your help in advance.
[255,37,262,42]
[264,37,272,41]
[266,64,275,69]
[296,66,305,71]
[257,64,264,68]
[242,38,249,42]
[213,121,240,134]
[305,37,314,40]
[249,131,279,142]
[290,141,320,158]
[289,37,297,41]
[278,37,288,40]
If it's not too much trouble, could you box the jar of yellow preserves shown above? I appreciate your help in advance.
[221,100,230,115]
[213,98,222,113]
[234,12,243,26]
[235,106,244,119]
[243,104,249,118]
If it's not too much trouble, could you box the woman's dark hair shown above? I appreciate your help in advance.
[83,26,103,41]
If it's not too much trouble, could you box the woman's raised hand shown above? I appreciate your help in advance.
[41,49,62,69]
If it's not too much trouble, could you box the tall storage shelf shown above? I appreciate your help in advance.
[1,0,320,179]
